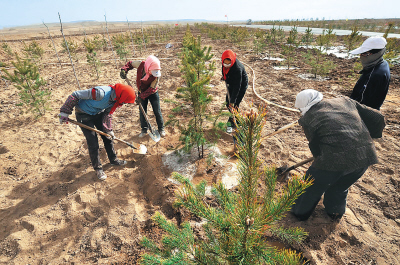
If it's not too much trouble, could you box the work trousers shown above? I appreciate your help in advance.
[291,165,368,221]
[226,82,247,127]
[139,92,164,132]
[76,112,117,170]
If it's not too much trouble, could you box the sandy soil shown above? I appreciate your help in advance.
[0,25,399,264]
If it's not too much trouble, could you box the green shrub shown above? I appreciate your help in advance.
[2,43,14,56]
[344,26,363,55]
[112,33,130,60]
[303,49,336,78]
[301,26,314,48]
[61,38,78,55]
[23,40,44,59]
[2,55,50,117]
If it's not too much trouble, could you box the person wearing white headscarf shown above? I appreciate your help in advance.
[349,36,390,110]
[291,89,385,221]
[294,89,323,115]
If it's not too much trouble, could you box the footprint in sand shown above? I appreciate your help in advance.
[20,220,35,232]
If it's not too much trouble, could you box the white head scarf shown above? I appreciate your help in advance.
[295,89,323,115]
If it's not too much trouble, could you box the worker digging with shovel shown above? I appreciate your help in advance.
[58,83,141,180]
[221,49,248,134]
[120,55,165,140]
[290,89,385,221]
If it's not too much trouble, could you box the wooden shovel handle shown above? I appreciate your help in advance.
[67,118,139,149]
[125,77,156,134]
[284,157,314,173]
[261,120,299,141]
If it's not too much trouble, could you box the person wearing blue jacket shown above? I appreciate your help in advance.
[349,36,390,110]
[59,84,136,180]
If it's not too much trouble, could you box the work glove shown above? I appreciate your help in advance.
[59,112,69,124]
[136,96,143,106]
[120,69,127,79]
[106,131,115,141]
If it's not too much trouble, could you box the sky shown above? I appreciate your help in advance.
[0,0,399,29]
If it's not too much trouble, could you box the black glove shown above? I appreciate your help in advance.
[120,69,127,79]
[136,96,143,106]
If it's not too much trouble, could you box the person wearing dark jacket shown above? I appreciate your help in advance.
[349,36,390,110]
[120,55,165,138]
[221,49,248,133]
[291,89,385,221]
[59,84,136,180]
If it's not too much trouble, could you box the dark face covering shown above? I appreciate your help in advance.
[360,48,385,69]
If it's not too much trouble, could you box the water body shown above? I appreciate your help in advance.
[233,24,400,39]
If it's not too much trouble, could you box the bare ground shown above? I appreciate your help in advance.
[0,25,399,264]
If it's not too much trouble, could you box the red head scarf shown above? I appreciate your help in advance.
[109,83,136,114]
[221,49,237,80]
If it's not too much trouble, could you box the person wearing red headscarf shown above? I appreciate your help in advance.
[221,49,248,133]
[120,55,165,138]
[58,83,136,180]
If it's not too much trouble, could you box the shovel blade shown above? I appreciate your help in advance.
[127,141,147,154]
[149,130,161,143]
[132,144,147,155]
[276,165,289,182]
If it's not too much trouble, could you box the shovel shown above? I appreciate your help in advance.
[67,118,147,155]
[226,85,240,147]
[276,157,314,181]
[261,120,299,141]
[125,77,161,143]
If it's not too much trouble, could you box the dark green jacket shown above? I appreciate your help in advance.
[299,97,385,171]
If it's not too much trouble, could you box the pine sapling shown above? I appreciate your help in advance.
[287,26,298,47]
[139,108,313,265]
[268,25,277,44]
[281,27,298,70]
[344,26,363,56]
[303,49,336,79]
[113,33,129,60]
[23,40,44,66]
[277,26,286,43]
[60,38,78,58]
[253,29,266,55]
[2,43,14,57]
[324,27,336,52]
[182,24,194,48]
[383,23,400,66]
[316,29,327,53]
[301,26,314,49]
[0,62,9,87]
[2,54,50,117]
[175,34,215,158]
[83,37,102,79]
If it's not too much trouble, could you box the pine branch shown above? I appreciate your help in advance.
[269,226,309,245]
[140,237,162,255]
